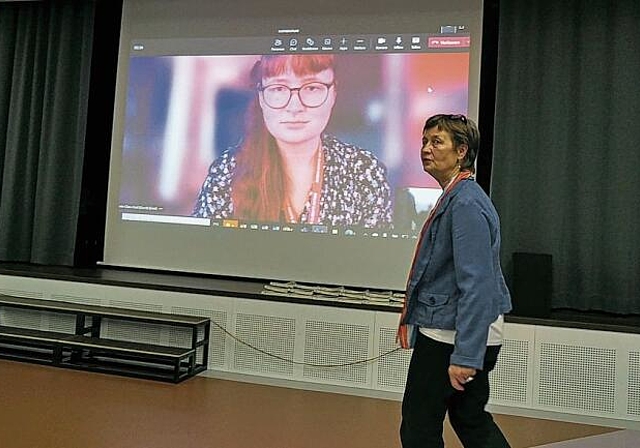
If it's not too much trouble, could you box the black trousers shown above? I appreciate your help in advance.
[400,332,511,448]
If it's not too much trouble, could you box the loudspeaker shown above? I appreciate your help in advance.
[511,252,552,318]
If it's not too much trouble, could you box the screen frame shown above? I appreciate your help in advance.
[97,0,488,290]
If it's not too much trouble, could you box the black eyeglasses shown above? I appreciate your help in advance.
[258,81,335,109]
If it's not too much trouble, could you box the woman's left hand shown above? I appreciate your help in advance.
[448,364,477,391]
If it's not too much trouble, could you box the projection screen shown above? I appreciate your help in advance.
[103,0,485,290]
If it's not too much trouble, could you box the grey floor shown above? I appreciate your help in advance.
[534,430,640,448]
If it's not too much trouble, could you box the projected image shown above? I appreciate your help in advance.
[119,52,469,233]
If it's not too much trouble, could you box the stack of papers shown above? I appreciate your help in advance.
[261,281,404,307]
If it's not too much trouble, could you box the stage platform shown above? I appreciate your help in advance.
[0,261,638,334]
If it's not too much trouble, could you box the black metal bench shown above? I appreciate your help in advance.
[0,294,210,383]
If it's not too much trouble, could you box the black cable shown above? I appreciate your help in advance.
[210,320,404,368]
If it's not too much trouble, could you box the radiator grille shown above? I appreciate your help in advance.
[376,327,411,390]
[628,351,640,416]
[490,339,529,405]
[233,313,295,377]
[302,320,370,384]
[538,343,616,413]
[103,300,164,343]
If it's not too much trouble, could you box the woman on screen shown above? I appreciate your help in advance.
[192,54,392,228]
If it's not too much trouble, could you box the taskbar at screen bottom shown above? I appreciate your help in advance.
[120,212,420,239]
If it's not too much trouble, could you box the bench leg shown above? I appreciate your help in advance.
[53,343,63,365]
[173,358,181,383]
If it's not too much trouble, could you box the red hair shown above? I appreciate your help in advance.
[231,55,335,221]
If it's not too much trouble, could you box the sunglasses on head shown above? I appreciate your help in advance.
[424,114,468,131]
[441,114,467,123]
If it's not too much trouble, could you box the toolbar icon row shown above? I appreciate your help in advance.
[272,35,429,51]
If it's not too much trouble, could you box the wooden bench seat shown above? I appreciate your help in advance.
[63,335,195,357]
[0,325,71,342]
[0,325,72,364]
[61,335,197,382]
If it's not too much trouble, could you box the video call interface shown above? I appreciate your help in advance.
[118,27,471,241]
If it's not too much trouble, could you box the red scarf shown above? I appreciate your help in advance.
[397,170,473,348]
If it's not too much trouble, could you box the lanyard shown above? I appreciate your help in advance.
[284,146,324,224]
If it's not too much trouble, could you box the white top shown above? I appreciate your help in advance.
[419,315,504,346]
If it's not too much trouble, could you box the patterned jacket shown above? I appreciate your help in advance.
[192,134,393,228]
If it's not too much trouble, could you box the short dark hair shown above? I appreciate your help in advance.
[423,114,479,172]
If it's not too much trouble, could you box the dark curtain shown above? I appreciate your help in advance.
[491,0,640,314]
[0,1,96,265]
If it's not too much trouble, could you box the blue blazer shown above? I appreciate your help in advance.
[402,179,512,370]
